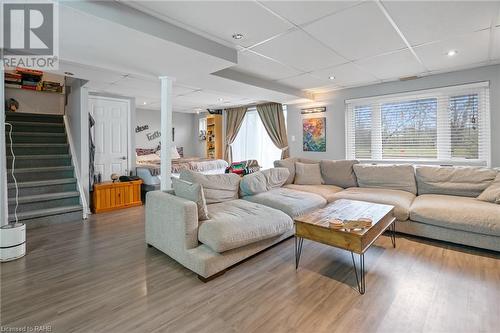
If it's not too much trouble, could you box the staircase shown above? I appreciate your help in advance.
[5,112,83,228]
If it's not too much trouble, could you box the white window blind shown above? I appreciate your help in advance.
[346,82,490,166]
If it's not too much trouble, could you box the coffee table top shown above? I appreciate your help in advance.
[294,199,394,236]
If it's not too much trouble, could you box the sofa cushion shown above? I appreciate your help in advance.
[320,160,358,188]
[274,157,298,185]
[294,162,322,185]
[353,164,417,194]
[239,171,268,196]
[410,194,500,236]
[331,187,415,221]
[172,178,209,221]
[199,200,293,252]
[239,168,290,196]
[284,184,344,202]
[415,166,497,197]
[262,167,290,189]
[180,170,240,204]
[477,173,500,204]
[298,158,319,164]
[243,188,327,218]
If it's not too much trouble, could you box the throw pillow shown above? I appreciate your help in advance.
[294,162,322,185]
[274,157,297,185]
[262,167,290,189]
[180,170,241,204]
[171,177,209,220]
[320,160,359,188]
[477,173,500,204]
[239,171,268,196]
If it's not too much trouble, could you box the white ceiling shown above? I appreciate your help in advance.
[127,0,500,92]
[54,1,500,112]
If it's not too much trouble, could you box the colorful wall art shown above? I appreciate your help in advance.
[303,117,326,152]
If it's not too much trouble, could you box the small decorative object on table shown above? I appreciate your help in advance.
[110,173,119,182]
[328,218,372,230]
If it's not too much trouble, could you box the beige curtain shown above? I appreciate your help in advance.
[257,103,289,159]
[224,107,247,163]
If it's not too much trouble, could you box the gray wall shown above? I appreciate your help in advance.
[135,109,199,157]
[287,64,500,167]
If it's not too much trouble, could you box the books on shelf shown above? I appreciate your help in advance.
[4,67,64,93]
[15,67,43,76]
[5,83,22,89]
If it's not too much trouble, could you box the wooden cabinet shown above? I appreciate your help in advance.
[92,180,143,213]
[206,114,223,159]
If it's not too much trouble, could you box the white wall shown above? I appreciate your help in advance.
[1,71,8,225]
[65,78,90,213]
[287,64,500,167]
[135,108,198,157]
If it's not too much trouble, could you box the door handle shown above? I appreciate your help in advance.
[119,156,127,160]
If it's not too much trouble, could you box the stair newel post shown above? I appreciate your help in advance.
[159,76,175,191]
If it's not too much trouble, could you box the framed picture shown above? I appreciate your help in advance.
[303,117,326,152]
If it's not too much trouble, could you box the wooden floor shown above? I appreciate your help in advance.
[1,206,499,333]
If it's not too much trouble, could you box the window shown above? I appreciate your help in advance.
[232,107,287,169]
[346,82,490,166]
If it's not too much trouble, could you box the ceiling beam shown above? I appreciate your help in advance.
[212,68,313,100]
[62,1,237,64]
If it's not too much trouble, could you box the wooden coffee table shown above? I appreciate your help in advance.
[294,199,396,294]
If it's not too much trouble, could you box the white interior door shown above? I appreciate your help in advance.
[89,97,130,181]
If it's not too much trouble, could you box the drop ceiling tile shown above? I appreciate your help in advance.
[383,0,499,46]
[260,1,361,26]
[303,1,406,61]
[355,49,426,80]
[414,30,490,71]
[129,1,293,47]
[233,51,302,80]
[276,73,330,90]
[310,62,379,87]
[251,29,346,72]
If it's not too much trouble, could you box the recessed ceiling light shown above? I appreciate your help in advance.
[447,50,458,57]
[328,76,335,80]
[218,98,224,102]
[143,102,147,105]
[232,33,243,40]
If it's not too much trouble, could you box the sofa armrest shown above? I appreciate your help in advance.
[145,191,199,250]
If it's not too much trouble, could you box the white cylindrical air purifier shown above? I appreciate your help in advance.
[0,222,26,262]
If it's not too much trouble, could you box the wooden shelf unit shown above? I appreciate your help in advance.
[92,180,143,213]
[206,114,223,159]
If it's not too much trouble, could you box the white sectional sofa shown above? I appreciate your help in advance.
[276,158,500,252]
[145,159,500,281]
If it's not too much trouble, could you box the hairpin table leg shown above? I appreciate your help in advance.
[295,236,304,269]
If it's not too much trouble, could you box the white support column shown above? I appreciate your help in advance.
[1,68,8,225]
[159,76,174,191]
